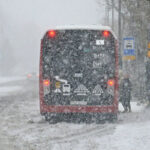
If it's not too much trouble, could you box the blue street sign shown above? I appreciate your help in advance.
[123,37,135,56]
[124,49,135,55]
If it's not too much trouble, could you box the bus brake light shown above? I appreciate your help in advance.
[107,79,114,86]
[43,80,50,86]
[102,30,110,38]
[48,30,56,38]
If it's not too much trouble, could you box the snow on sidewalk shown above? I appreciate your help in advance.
[119,101,146,112]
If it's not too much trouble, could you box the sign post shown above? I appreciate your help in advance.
[148,28,150,41]
[147,27,150,58]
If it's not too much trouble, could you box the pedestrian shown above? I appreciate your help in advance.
[120,75,132,112]
[145,60,150,106]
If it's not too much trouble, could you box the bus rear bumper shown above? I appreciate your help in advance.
[40,105,118,114]
[40,105,118,123]
[42,112,117,123]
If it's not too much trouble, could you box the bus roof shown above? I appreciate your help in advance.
[46,25,117,39]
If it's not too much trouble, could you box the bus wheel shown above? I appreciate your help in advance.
[45,113,58,124]
[108,114,117,123]
[95,114,105,124]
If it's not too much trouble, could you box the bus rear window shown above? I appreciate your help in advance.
[42,30,115,77]
[42,30,116,106]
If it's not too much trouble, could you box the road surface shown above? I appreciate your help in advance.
[0,77,150,150]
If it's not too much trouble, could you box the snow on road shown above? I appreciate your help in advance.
[0,86,22,97]
[0,78,150,150]
[0,76,25,97]
[0,76,26,84]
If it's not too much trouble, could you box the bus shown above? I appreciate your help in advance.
[39,25,119,123]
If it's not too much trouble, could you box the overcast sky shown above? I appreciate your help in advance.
[0,0,106,75]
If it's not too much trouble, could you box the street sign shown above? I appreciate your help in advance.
[124,49,135,55]
[123,56,136,60]
[123,37,135,60]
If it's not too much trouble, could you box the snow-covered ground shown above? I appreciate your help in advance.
[0,86,22,97]
[0,76,26,97]
[0,77,150,150]
[0,76,26,84]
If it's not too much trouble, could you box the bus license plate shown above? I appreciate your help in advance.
[70,101,87,105]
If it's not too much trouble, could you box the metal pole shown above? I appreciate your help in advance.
[111,0,114,30]
[118,0,122,68]
[105,0,110,26]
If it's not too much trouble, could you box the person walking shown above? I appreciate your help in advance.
[120,75,132,112]
[145,60,150,106]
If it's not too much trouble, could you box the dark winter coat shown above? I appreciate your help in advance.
[120,78,132,103]
[145,61,150,93]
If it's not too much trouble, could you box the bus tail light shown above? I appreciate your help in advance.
[43,79,50,86]
[48,30,56,38]
[43,79,50,95]
[107,79,115,96]
[102,30,110,38]
[107,79,115,87]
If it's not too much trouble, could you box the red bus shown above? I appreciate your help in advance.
[39,25,118,123]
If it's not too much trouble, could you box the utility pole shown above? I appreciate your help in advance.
[105,0,110,26]
[118,0,122,68]
[111,0,114,30]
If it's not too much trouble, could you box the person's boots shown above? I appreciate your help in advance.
[123,108,127,113]
[128,104,131,112]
